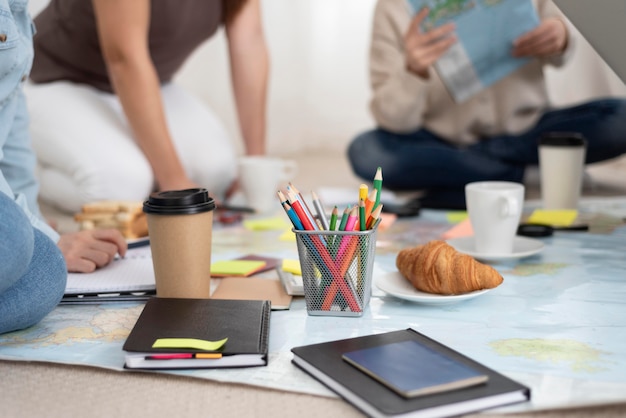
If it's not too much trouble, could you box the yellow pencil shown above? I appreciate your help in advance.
[359,183,368,203]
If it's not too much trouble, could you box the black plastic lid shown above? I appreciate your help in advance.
[143,188,215,215]
[539,132,587,147]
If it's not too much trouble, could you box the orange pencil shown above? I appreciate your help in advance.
[364,189,377,220]
[366,204,383,229]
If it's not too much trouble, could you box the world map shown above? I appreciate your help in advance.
[1,198,626,408]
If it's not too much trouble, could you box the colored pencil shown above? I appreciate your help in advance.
[338,206,350,231]
[282,202,304,230]
[373,167,383,209]
[277,190,288,205]
[366,203,383,229]
[329,206,338,231]
[286,191,315,231]
[145,353,222,360]
[358,199,366,231]
[288,183,318,230]
[337,206,358,258]
[311,191,329,230]
[364,189,377,220]
[359,183,368,202]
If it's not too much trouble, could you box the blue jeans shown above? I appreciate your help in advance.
[348,99,626,207]
[0,192,66,334]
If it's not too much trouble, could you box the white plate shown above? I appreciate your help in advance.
[446,236,544,261]
[375,271,491,305]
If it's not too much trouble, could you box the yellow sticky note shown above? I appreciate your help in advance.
[282,259,302,276]
[527,209,578,227]
[446,211,468,224]
[152,337,228,351]
[279,229,296,242]
[211,260,266,277]
[243,217,290,231]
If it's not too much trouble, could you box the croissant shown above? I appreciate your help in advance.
[396,240,503,295]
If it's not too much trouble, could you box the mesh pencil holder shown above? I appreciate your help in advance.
[293,227,378,317]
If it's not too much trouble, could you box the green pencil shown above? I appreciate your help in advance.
[338,205,350,231]
[329,206,338,231]
[359,199,366,231]
[373,167,383,209]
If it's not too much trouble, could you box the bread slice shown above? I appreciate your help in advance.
[74,200,148,239]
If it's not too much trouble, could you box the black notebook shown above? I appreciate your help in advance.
[123,297,270,369]
[291,328,530,418]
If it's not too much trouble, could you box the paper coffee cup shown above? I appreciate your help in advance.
[143,189,215,298]
[538,132,587,210]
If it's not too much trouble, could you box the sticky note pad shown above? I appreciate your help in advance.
[527,209,578,227]
[279,229,296,242]
[243,217,290,231]
[282,259,302,276]
[152,337,228,351]
[446,211,468,224]
[211,260,267,277]
[441,218,474,239]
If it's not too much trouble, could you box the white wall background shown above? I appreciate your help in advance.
[28,0,626,157]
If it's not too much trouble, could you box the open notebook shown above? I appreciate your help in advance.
[64,246,155,297]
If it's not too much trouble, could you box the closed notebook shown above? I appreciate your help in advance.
[123,297,270,370]
[342,340,488,398]
[291,328,530,418]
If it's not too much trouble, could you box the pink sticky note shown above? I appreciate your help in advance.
[441,218,474,239]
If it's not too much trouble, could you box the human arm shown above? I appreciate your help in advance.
[57,229,127,273]
[512,0,574,67]
[513,18,567,58]
[91,0,197,192]
[404,8,456,79]
[369,1,454,133]
[225,0,268,156]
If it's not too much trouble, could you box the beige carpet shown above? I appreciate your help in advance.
[2,360,626,418]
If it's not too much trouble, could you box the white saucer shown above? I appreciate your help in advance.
[375,271,491,305]
[446,236,544,261]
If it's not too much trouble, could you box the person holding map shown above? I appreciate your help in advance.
[348,0,626,209]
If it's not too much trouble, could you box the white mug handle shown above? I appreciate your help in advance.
[499,196,519,218]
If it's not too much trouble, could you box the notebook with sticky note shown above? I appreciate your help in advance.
[123,298,270,369]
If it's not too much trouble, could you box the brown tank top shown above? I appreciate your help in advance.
[30,0,223,93]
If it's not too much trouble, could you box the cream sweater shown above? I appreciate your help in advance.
[369,0,574,145]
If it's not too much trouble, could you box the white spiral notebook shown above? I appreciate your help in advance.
[64,245,155,297]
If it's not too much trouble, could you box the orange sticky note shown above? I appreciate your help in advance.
[376,213,397,231]
[441,218,474,239]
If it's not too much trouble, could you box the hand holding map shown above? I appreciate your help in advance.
[406,0,540,102]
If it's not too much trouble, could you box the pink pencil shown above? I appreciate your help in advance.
[336,206,358,259]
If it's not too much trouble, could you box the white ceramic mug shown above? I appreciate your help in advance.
[465,181,525,255]
[238,156,298,213]
[538,132,587,210]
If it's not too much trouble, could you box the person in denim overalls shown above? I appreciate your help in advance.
[0,0,65,333]
[0,0,124,334]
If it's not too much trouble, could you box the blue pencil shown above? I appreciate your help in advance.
[282,202,304,230]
